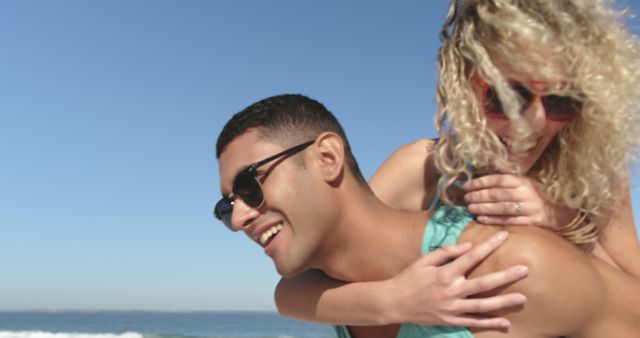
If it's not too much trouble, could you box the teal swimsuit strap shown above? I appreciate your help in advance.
[422,202,475,255]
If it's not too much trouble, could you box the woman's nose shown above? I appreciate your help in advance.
[521,96,546,132]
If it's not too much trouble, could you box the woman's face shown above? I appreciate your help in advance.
[473,61,579,173]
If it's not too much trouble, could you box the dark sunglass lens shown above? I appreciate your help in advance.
[543,95,581,121]
[214,199,235,230]
[234,170,263,208]
[485,86,506,117]
[221,213,232,229]
[214,199,232,220]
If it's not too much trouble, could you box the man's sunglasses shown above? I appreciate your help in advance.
[476,78,582,121]
[214,140,315,231]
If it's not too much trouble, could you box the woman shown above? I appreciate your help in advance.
[275,0,640,330]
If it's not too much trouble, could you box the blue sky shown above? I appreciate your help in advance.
[1,0,639,312]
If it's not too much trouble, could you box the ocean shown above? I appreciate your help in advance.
[0,312,336,338]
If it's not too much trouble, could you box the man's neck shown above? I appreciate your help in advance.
[312,192,431,282]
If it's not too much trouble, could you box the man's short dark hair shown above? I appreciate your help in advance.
[216,94,367,186]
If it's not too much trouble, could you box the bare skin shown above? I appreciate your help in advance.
[275,138,640,328]
[463,225,640,338]
[275,137,528,328]
[373,138,640,277]
[276,232,527,327]
[220,130,640,337]
[348,223,640,338]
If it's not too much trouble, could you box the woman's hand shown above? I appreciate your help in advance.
[380,231,528,328]
[463,174,575,229]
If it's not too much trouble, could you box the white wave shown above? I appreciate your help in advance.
[0,332,144,338]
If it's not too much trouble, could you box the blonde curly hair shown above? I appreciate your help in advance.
[434,0,640,245]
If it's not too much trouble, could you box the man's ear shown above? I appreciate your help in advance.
[314,132,345,183]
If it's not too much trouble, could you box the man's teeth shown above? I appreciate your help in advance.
[260,224,283,246]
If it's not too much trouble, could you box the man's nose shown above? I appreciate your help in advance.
[230,198,260,232]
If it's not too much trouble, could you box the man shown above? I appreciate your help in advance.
[215,94,640,337]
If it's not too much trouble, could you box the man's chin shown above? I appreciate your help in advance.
[275,263,306,278]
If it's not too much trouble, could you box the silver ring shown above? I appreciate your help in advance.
[514,202,522,214]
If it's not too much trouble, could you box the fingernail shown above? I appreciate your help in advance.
[511,294,527,306]
[515,294,527,303]
[494,231,509,241]
[498,319,511,328]
[512,265,528,277]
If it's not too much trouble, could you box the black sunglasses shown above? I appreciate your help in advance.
[476,78,582,121]
[214,140,315,231]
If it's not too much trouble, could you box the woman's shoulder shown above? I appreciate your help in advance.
[393,138,437,157]
[376,139,437,171]
[371,138,437,183]
[369,138,440,211]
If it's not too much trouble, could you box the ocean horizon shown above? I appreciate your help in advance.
[0,310,335,338]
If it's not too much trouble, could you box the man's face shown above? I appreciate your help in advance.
[218,129,331,277]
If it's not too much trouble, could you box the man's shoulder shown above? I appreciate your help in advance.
[462,224,592,274]
[460,224,606,335]
[461,224,603,294]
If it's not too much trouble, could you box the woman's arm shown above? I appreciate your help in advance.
[275,233,528,328]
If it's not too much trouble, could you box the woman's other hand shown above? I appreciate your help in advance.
[463,174,575,229]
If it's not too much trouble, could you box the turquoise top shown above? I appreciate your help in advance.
[334,203,475,338]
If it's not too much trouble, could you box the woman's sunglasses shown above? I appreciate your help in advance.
[214,140,315,231]
[476,78,582,121]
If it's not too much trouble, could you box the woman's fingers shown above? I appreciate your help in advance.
[446,231,510,276]
[463,174,522,191]
[464,187,524,204]
[386,231,529,328]
[467,202,527,216]
[459,265,529,296]
[446,313,512,329]
[474,215,532,225]
[447,293,527,328]
[417,242,473,267]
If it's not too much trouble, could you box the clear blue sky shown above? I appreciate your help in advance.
[1,0,639,312]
